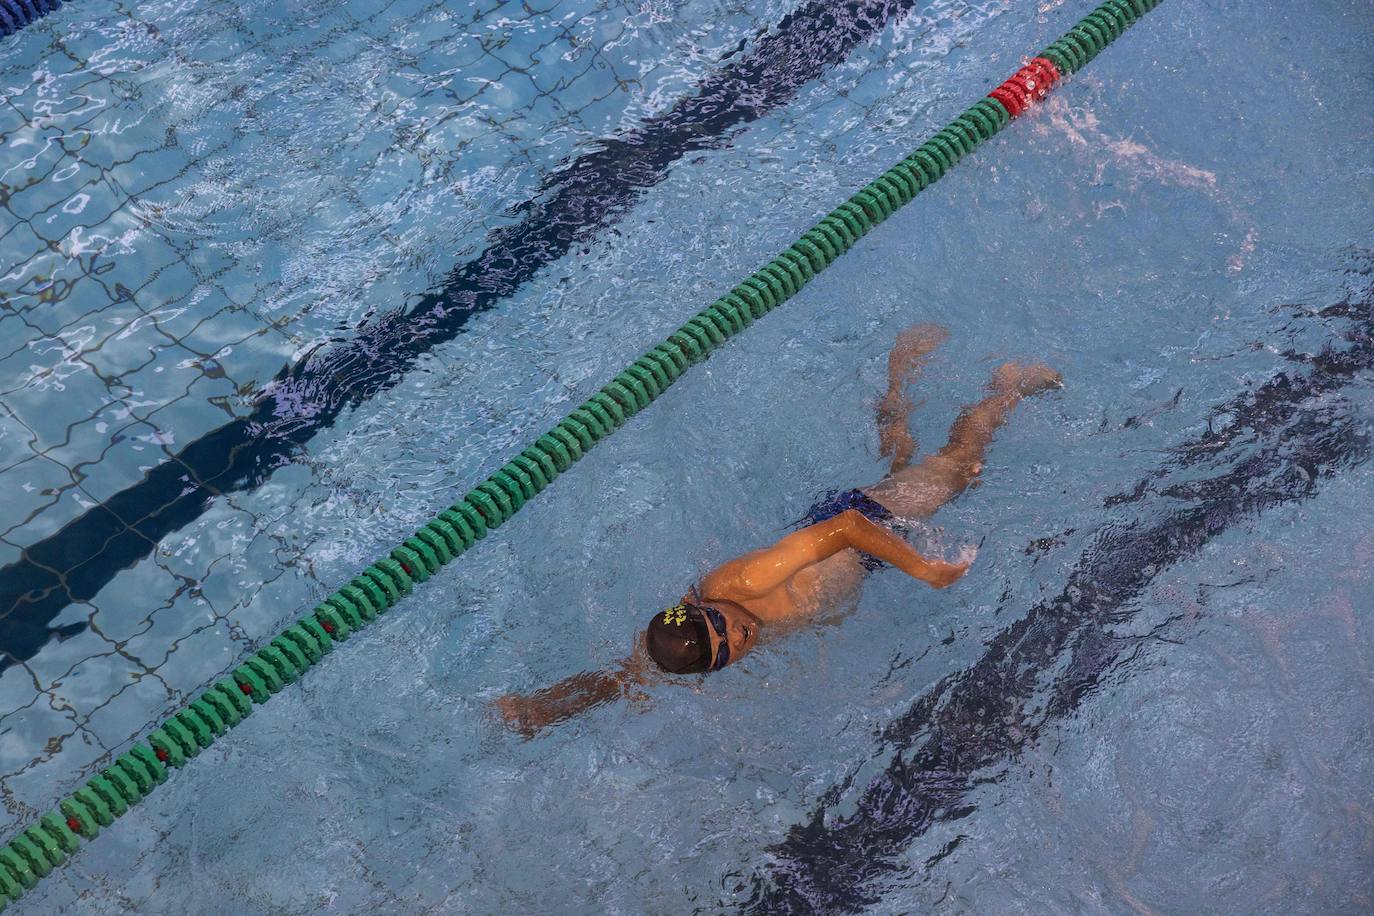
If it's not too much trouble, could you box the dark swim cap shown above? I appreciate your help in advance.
[646,604,730,674]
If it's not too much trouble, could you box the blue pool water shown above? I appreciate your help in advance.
[1,0,1372,912]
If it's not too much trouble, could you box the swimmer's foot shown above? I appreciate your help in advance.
[991,361,1063,399]
[879,325,948,471]
[889,323,949,384]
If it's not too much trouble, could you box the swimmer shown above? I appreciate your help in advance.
[495,325,1061,736]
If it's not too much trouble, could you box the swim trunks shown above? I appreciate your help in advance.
[792,488,896,571]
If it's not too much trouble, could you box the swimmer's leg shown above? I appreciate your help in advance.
[866,361,1061,518]
[876,324,948,473]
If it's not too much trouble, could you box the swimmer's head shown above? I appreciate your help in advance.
[645,599,760,674]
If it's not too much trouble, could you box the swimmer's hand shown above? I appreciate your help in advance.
[920,543,977,589]
[834,510,972,589]
[494,694,541,739]
[494,654,651,739]
[920,557,971,589]
[698,509,973,601]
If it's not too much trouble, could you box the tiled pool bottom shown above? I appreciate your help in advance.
[2,0,1373,911]
[0,0,800,807]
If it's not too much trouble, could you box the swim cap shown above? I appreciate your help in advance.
[646,603,730,674]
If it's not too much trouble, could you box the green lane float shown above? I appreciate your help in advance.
[0,0,1164,909]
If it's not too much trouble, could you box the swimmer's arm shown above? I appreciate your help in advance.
[703,509,968,598]
[494,640,656,738]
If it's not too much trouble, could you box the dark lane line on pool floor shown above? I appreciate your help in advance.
[743,259,1374,913]
[0,0,933,670]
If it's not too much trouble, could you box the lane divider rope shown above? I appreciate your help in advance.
[0,0,1164,908]
[0,0,63,37]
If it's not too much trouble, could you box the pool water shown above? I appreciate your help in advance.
[1,0,1371,912]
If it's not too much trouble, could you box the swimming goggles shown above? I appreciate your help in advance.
[661,601,731,672]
